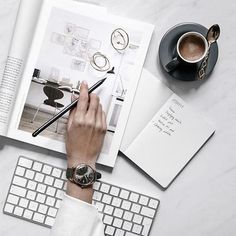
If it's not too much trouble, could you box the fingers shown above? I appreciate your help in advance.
[102,111,107,132]
[76,81,89,115]
[86,93,99,121]
[95,104,103,132]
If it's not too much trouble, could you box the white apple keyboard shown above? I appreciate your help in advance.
[3,156,160,236]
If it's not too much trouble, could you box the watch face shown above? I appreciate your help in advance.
[73,164,95,186]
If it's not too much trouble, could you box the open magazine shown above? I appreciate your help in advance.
[0,0,154,167]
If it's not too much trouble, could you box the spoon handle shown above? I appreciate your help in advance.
[197,44,212,80]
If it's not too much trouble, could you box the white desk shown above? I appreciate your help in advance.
[1,0,236,235]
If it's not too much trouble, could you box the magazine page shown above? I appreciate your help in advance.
[0,0,106,136]
[0,0,43,135]
[8,0,154,167]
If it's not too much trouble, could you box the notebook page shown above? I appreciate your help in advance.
[120,69,173,152]
[125,93,215,188]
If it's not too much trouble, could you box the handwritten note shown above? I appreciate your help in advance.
[151,95,185,136]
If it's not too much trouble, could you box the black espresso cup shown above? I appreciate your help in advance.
[165,31,208,72]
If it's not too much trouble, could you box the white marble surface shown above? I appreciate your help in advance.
[0,0,236,235]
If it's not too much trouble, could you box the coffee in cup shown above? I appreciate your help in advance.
[165,31,208,72]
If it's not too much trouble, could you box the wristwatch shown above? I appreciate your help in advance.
[66,164,101,188]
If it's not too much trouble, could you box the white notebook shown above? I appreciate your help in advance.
[120,69,215,188]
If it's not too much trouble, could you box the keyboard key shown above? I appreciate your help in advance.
[100,183,110,193]
[113,208,123,218]
[25,169,35,179]
[105,225,115,235]
[7,194,19,205]
[93,181,101,190]
[33,212,45,223]
[113,218,123,228]
[102,194,112,204]
[129,192,139,202]
[46,186,56,196]
[123,211,133,221]
[111,197,122,207]
[132,224,142,234]
[32,162,42,172]
[133,214,143,224]
[38,204,48,214]
[46,196,55,206]
[142,217,152,235]
[45,216,55,227]
[13,176,27,187]
[61,171,67,180]
[19,198,29,208]
[44,176,54,186]
[114,229,125,236]
[35,173,44,182]
[148,198,159,209]
[55,199,62,208]
[48,207,57,217]
[103,215,113,225]
[14,206,24,216]
[139,195,149,205]
[54,179,64,189]
[56,189,64,199]
[37,183,47,193]
[27,190,36,200]
[42,165,52,175]
[119,189,129,199]
[19,158,32,168]
[104,205,114,215]
[52,168,62,178]
[27,180,37,190]
[140,206,155,218]
[110,186,120,196]
[4,203,14,213]
[122,221,132,231]
[94,202,104,212]
[15,166,25,176]
[130,203,141,213]
[36,193,46,203]
[28,201,38,211]
[23,209,33,219]
[93,191,102,201]
[10,185,26,197]
[126,232,140,236]
[121,200,131,210]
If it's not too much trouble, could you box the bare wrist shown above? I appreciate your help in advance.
[67,156,96,169]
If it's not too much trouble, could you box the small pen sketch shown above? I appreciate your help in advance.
[51,32,66,45]
[64,23,75,35]
[74,26,89,39]
[71,59,86,72]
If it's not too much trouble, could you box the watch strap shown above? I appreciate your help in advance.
[66,167,74,180]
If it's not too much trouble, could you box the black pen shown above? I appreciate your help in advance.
[32,77,107,137]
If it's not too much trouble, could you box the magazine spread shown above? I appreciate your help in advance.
[0,0,105,135]
[7,0,154,167]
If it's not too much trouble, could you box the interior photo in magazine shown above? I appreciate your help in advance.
[18,7,143,155]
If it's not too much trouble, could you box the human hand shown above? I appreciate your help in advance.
[66,81,107,169]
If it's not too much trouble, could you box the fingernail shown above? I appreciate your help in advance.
[82,80,88,86]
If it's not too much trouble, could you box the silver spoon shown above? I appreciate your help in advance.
[197,24,220,80]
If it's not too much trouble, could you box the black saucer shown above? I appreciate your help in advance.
[158,23,219,81]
